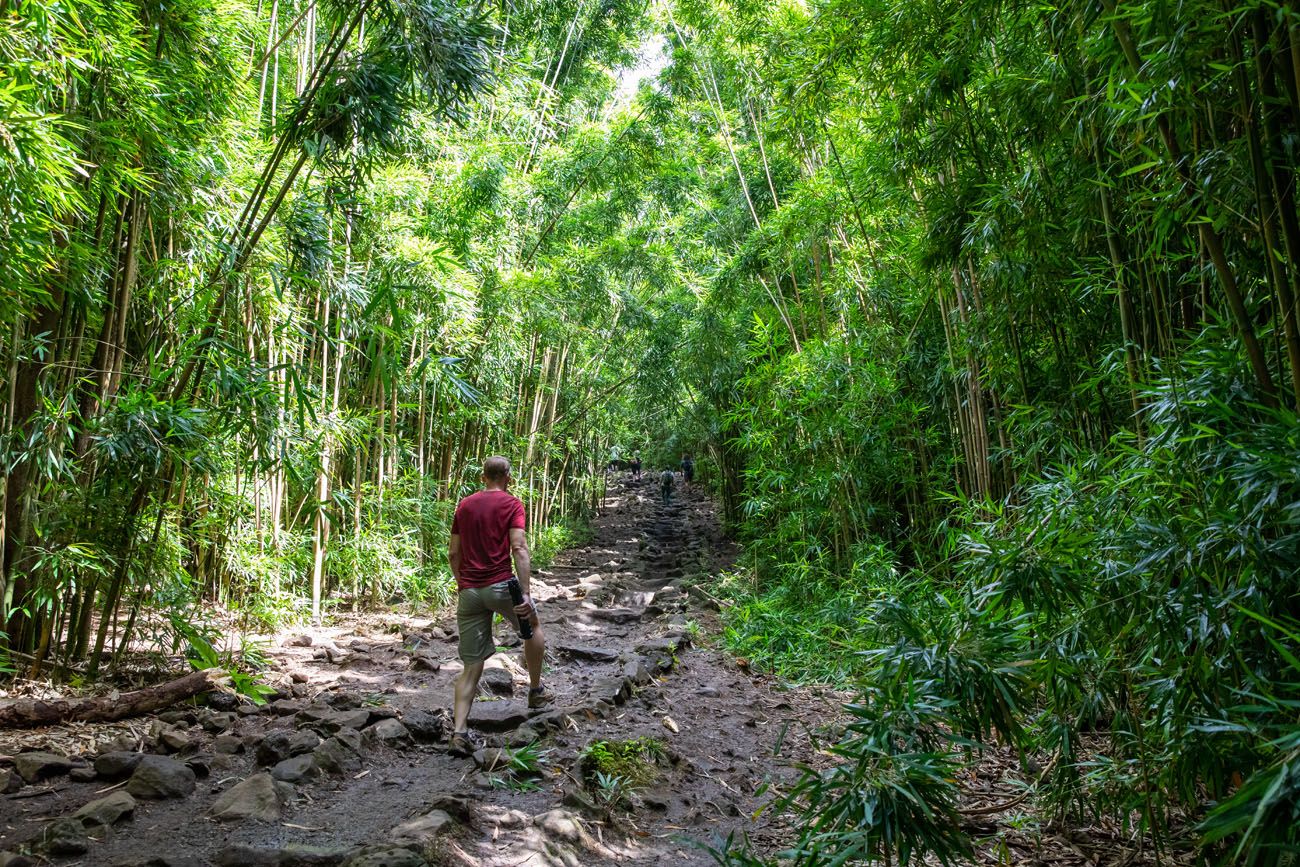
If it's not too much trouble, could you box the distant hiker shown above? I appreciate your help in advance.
[608,443,623,472]
[680,453,695,484]
[660,468,675,505]
[630,454,642,480]
[448,456,550,756]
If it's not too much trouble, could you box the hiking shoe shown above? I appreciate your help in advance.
[448,730,476,757]
[527,686,553,710]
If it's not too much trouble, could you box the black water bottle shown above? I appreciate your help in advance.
[506,577,533,640]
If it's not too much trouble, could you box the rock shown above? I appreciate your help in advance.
[556,644,621,662]
[505,726,539,748]
[289,729,322,755]
[158,710,197,725]
[206,692,240,712]
[0,853,36,867]
[389,808,455,852]
[284,634,314,647]
[341,846,427,867]
[313,735,361,776]
[408,653,440,672]
[479,667,514,696]
[70,765,98,782]
[186,753,213,778]
[471,748,507,771]
[271,698,307,716]
[622,657,653,685]
[335,727,363,752]
[401,709,448,743]
[533,809,591,845]
[279,845,351,867]
[159,726,194,753]
[214,734,244,754]
[126,756,196,799]
[363,718,411,746]
[637,634,690,656]
[586,607,642,623]
[201,711,237,733]
[74,789,137,827]
[213,844,281,867]
[209,772,284,822]
[14,751,73,783]
[696,686,722,698]
[39,817,89,856]
[467,701,531,732]
[256,730,294,765]
[299,707,371,734]
[214,843,347,867]
[592,675,633,705]
[0,769,22,793]
[271,754,318,784]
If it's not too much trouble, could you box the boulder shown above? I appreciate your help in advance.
[214,734,244,754]
[389,809,454,852]
[592,675,633,705]
[479,667,514,696]
[14,751,73,783]
[400,709,448,743]
[200,711,237,733]
[70,765,98,782]
[0,769,22,793]
[467,701,531,732]
[73,789,137,828]
[94,750,144,780]
[313,735,361,776]
[126,756,196,799]
[159,726,194,753]
[209,772,284,822]
[270,754,318,784]
[408,654,440,672]
[255,731,294,766]
[38,817,89,856]
[341,847,426,867]
[289,730,322,756]
[557,644,620,662]
[622,657,653,686]
[471,748,508,772]
[363,718,410,746]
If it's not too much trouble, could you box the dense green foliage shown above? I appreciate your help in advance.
[4,0,1300,862]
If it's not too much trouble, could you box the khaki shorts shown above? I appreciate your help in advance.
[457,580,526,664]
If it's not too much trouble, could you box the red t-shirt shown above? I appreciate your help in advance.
[451,489,526,589]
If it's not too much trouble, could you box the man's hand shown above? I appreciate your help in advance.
[513,594,535,620]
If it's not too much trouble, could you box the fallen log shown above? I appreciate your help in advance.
[0,668,225,729]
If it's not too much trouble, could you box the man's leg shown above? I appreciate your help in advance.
[523,617,545,690]
[452,659,484,734]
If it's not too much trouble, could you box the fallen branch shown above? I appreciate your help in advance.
[0,668,225,729]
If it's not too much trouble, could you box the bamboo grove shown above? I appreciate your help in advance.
[4,0,1300,862]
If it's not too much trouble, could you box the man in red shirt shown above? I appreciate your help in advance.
[447,456,549,755]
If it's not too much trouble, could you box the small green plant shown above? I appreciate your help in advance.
[488,741,551,793]
[589,770,633,811]
[579,737,666,806]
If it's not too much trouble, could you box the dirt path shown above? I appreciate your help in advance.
[0,477,837,866]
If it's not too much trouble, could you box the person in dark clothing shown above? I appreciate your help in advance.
[680,453,695,484]
[659,469,675,505]
[630,454,642,480]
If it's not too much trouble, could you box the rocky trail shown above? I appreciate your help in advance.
[0,478,837,867]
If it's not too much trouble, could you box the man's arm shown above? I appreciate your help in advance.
[448,534,462,585]
[509,527,533,615]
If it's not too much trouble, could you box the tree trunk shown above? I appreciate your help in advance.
[0,669,225,728]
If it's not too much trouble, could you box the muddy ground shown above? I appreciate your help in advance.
[0,477,1182,867]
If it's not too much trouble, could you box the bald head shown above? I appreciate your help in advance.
[483,456,512,486]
